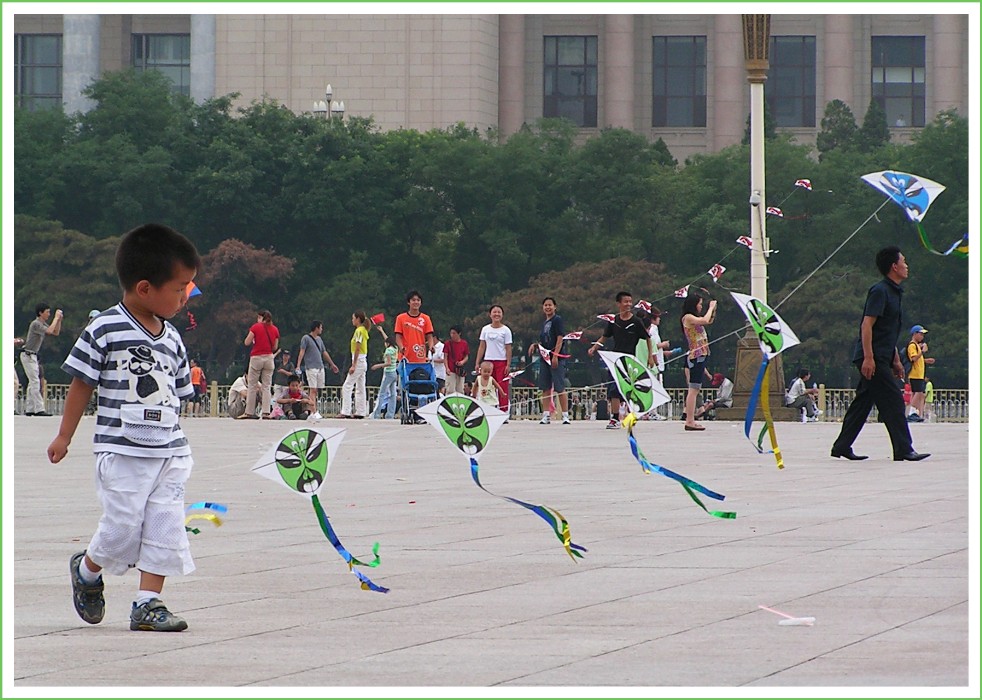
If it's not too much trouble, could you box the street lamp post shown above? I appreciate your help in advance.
[718,14,797,422]
[312,83,346,120]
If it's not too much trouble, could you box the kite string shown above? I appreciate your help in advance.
[772,198,891,311]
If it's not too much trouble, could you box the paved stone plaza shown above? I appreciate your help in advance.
[8,415,976,693]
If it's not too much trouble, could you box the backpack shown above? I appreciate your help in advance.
[901,342,913,375]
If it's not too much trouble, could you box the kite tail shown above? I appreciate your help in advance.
[184,502,227,534]
[469,458,587,560]
[310,494,389,594]
[917,223,969,259]
[623,414,736,519]
[743,357,784,468]
[757,359,785,469]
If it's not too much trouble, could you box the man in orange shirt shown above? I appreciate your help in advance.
[393,290,434,363]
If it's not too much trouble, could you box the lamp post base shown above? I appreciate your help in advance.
[714,330,801,422]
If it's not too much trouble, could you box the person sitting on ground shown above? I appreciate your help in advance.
[694,373,733,419]
[227,373,249,418]
[275,377,316,420]
[785,368,820,421]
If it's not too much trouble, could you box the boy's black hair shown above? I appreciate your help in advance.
[797,368,810,379]
[406,290,422,303]
[875,246,902,277]
[116,224,200,290]
[35,302,50,316]
[615,291,632,302]
[309,320,323,332]
[542,296,557,306]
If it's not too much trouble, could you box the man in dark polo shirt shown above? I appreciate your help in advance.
[831,246,929,462]
[588,291,654,429]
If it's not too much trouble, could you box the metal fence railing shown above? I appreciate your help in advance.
[15,383,969,423]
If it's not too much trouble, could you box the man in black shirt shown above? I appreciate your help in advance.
[588,291,654,429]
[831,246,929,461]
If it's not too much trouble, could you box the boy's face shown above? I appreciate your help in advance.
[143,264,196,319]
[408,295,422,312]
[289,380,301,391]
[618,296,633,314]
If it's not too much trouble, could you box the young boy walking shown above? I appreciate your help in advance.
[47,223,202,632]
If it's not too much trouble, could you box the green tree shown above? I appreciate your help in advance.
[857,98,891,151]
[816,99,859,160]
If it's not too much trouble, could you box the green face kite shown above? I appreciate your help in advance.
[435,396,490,456]
[745,299,784,355]
[612,355,655,415]
[275,429,328,494]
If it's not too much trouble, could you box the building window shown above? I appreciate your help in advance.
[15,34,62,111]
[652,36,706,128]
[543,36,598,128]
[766,36,815,127]
[872,36,925,127]
[132,34,190,96]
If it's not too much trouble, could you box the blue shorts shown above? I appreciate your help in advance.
[538,359,567,393]
[686,356,707,389]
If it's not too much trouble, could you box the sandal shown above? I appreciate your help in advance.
[684,424,706,431]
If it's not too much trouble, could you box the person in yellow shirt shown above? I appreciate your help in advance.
[340,311,370,418]
[906,324,935,422]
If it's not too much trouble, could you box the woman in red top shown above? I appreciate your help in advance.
[239,309,280,419]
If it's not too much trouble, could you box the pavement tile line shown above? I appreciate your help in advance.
[11,419,972,688]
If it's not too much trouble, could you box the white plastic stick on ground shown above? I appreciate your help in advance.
[759,604,815,626]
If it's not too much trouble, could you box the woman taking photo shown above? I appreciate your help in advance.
[239,309,279,420]
[680,293,716,431]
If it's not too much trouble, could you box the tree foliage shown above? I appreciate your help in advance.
[13,71,969,389]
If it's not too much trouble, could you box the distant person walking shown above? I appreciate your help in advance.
[239,310,279,420]
[831,246,929,461]
[297,320,340,410]
[905,324,935,422]
[22,302,63,416]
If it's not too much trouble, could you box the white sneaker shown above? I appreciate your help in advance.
[606,419,620,430]
[539,415,551,425]
[806,416,819,423]
[307,411,322,422]
[562,416,571,425]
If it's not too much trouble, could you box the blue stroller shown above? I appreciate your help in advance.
[398,360,439,424]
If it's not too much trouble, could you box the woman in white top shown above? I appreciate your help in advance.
[474,304,512,413]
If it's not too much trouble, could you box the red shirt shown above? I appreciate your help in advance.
[443,338,470,376]
[250,322,280,356]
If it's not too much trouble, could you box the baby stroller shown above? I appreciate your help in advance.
[398,360,439,424]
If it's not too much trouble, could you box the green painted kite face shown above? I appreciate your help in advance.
[745,299,784,354]
[436,396,489,456]
[612,355,654,414]
[275,429,328,494]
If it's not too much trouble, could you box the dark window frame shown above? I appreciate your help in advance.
[871,36,926,128]
[543,35,598,128]
[766,35,816,127]
[651,35,707,128]
[132,33,191,97]
[15,33,63,111]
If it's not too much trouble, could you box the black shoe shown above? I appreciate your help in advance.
[33,411,52,417]
[894,451,930,461]
[830,447,868,460]
[24,412,36,416]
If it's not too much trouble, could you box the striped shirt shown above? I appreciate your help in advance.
[62,303,194,457]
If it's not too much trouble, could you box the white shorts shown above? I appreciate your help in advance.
[305,367,326,389]
[87,452,195,577]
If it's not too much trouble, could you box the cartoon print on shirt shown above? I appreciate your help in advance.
[123,345,178,406]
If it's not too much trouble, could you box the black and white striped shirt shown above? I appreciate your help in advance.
[63,303,194,457]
